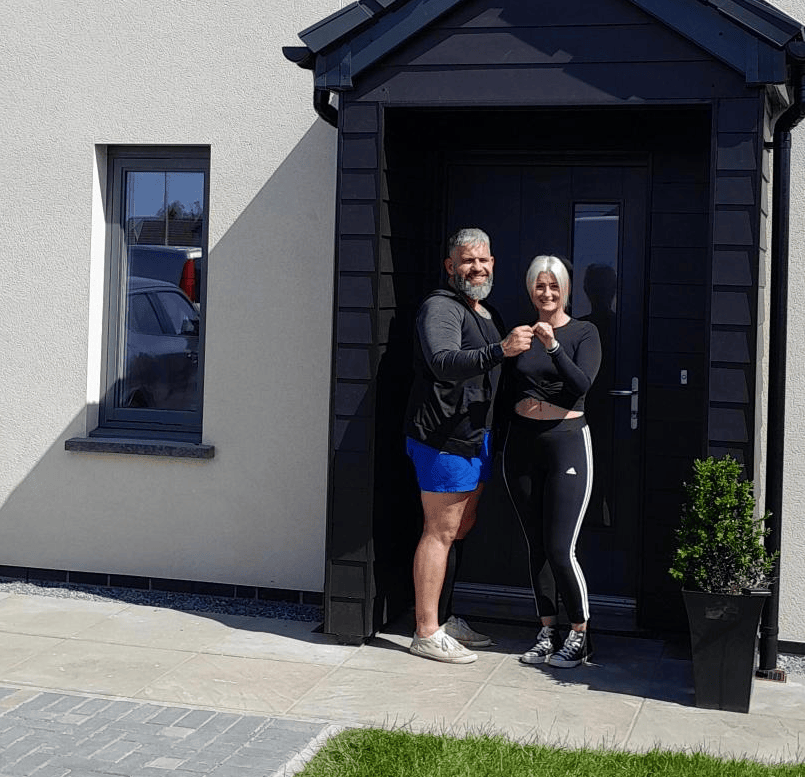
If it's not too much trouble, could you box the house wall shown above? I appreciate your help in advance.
[780,156,805,645]
[770,0,805,645]
[0,0,343,592]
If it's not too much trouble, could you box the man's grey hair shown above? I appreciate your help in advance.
[448,228,491,257]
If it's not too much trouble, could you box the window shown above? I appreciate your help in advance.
[570,203,620,320]
[571,202,621,528]
[95,147,209,441]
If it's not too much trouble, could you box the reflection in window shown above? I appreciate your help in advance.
[97,148,209,440]
[158,290,200,336]
[119,171,204,413]
[572,203,620,528]
[128,293,162,335]
[571,204,619,320]
[126,172,204,251]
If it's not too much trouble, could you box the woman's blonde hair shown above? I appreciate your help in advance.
[525,255,571,311]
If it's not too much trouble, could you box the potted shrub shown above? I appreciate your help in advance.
[669,454,777,713]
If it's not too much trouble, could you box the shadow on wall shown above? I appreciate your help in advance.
[0,120,338,591]
[203,119,337,452]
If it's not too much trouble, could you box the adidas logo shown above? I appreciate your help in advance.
[565,467,577,475]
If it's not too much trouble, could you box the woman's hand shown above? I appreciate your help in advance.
[533,322,558,350]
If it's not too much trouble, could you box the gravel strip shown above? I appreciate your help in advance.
[775,652,805,677]
[0,578,322,621]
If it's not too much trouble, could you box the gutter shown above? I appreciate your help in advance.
[759,39,805,674]
[282,46,339,128]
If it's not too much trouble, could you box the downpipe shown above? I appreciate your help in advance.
[759,41,805,673]
[314,88,339,128]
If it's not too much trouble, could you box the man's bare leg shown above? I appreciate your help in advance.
[413,484,484,638]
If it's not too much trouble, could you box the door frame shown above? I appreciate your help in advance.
[325,105,719,642]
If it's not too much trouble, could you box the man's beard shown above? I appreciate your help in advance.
[453,272,493,300]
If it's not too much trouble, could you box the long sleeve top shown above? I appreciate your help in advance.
[405,288,505,456]
[510,318,601,413]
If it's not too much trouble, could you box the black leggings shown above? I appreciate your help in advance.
[502,414,592,624]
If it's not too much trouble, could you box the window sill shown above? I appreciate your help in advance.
[65,437,215,459]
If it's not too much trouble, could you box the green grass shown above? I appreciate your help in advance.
[296,728,805,777]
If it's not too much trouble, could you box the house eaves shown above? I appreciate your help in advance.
[701,0,803,46]
[631,0,803,82]
[299,0,401,54]
[299,0,467,89]
[290,0,804,90]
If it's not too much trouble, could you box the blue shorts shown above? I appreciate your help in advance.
[405,432,493,493]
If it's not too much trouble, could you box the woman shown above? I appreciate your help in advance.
[502,255,601,668]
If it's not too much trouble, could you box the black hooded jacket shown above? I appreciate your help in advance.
[404,288,505,457]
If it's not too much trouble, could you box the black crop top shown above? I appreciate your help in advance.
[511,318,601,412]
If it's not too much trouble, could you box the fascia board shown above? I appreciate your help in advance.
[631,0,786,83]
[312,0,467,89]
[703,0,802,47]
[755,39,788,83]
[300,3,375,54]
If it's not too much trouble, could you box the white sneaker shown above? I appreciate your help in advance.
[443,615,492,648]
[410,628,478,663]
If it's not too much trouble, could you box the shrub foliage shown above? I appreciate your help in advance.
[669,455,776,594]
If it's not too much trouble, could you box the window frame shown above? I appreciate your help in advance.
[93,146,210,442]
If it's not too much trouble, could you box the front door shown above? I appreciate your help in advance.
[445,158,647,613]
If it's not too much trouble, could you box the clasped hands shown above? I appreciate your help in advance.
[500,322,557,357]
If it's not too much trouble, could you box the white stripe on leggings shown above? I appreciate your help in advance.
[568,424,594,623]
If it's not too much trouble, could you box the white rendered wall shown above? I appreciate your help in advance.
[757,0,805,644]
[780,152,805,644]
[0,0,343,591]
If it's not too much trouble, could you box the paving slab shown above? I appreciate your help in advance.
[0,594,127,638]
[71,604,236,652]
[1,639,191,697]
[287,665,485,729]
[454,681,643,747]
[137,653,333,716]
[203,614,360,665]
[625,697,805,763]
[750,672,805,721]
[0,632,64,675]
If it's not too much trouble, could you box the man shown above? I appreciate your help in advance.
[404,228,535,663]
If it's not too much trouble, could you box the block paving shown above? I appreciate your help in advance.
[0,686,329,777]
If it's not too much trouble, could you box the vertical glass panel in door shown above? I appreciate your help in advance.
[117,171,204,412]
[571,204,620,528]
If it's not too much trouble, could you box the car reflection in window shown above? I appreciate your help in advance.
[123,277,200,411]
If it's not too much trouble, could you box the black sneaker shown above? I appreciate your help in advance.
[520,625,563,664]
[546,628,593,667]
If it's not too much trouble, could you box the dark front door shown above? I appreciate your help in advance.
[445,158,647,612]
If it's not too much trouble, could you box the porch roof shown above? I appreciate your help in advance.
[288,0,804,89]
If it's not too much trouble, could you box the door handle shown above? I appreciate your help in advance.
[607,378,639,430]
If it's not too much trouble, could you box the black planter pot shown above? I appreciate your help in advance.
[682,589,770,713]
